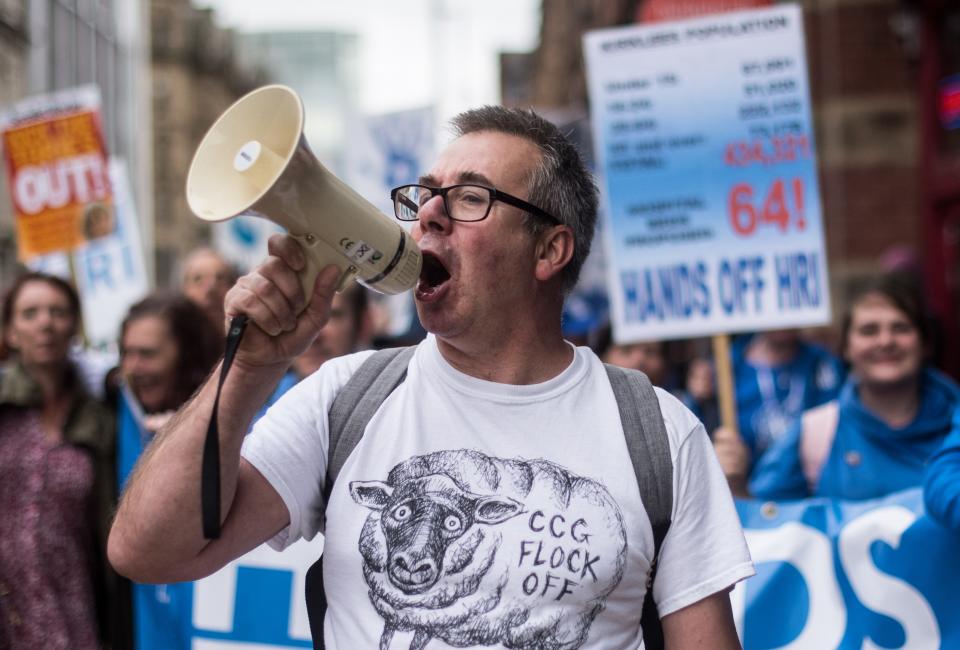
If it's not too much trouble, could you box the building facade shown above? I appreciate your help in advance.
[149,0,265,286]
[0,0,30,278]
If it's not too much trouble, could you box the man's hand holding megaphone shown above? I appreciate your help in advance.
[184,85,422,539]
[224,233,344,371]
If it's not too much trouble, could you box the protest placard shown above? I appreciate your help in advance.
[344,106,435,219]
[345,106,435,338]
[1,85,113,260]
[25,159,149,349]
[584,5,829,344]
[73,159,150,348]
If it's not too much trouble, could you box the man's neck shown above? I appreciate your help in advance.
[858,379,921,429]
[436,316,572,385]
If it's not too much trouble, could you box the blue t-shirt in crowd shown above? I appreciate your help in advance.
[751,367,960,501]
[732,337,843,465]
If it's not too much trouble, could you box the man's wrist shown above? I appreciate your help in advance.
[228,357,291,383]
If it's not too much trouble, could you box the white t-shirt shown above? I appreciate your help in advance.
[242,335,754,649]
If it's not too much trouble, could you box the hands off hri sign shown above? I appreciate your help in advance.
[584,5,829,343]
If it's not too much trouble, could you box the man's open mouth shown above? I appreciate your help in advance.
[417,252,451,298]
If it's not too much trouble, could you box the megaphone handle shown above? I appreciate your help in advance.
[289,232,357,304]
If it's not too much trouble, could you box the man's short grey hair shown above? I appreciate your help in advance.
[450,106,599,293]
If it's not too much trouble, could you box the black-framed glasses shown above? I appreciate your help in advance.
[390,183,560,225]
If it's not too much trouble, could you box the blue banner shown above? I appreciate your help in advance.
[735,489,960,649]
[118,387,318,649]
[125,488,959,649]
[121,387,958,650]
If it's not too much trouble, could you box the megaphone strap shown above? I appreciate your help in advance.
[201,314,249,539]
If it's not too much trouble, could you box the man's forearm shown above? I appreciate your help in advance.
[109,359,287,580]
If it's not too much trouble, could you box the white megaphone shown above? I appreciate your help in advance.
[186,84,422,300]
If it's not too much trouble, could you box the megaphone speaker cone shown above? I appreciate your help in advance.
[187,85,304,222]
[185,84,421,297]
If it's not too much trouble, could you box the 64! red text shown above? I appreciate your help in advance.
[729,177,806,237]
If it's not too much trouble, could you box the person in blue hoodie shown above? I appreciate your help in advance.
[750,276,960,500]
[113,293,221,650]
[732,331,843,462]
[713,330,843,496]
[925,417,960,530]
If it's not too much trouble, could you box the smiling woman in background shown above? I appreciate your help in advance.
[112,292,221,649]
[750,275,960,501]
[0,272,124,649]
[116,292,221,480]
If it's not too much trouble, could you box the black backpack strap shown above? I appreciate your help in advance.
[604,363,673,650]
[307,345,416,649]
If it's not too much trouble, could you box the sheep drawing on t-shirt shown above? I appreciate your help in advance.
[350,449,628,650]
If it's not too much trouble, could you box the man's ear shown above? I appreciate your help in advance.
[534,225,574,283]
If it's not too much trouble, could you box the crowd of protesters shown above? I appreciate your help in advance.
[2,244,959,649]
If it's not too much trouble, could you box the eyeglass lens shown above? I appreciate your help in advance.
[396,185,492,222]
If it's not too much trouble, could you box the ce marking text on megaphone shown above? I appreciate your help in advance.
[186,84,422,301]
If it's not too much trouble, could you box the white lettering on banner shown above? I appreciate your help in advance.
[194,567,235,632]
[838,507,940,650]
[743,522,846,649]
[192,538,322,641]
[192,639,291,650]
[13,154,108,214]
